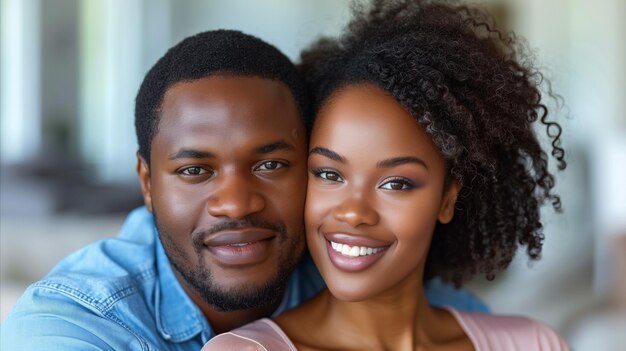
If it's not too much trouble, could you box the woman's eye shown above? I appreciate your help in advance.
[380,179,414,190]
[315,170,343,182]
[179,166,209,176]
[256,161,285,171]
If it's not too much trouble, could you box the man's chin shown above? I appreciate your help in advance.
[202,279,287,312]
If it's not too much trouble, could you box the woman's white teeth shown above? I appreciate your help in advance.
[228,243,250,247]
[330,241,384,257]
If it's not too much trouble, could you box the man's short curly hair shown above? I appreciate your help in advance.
[300,0,566,286]
[135,30,311,164]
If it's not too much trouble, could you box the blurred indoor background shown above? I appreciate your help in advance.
[1,0,625,349]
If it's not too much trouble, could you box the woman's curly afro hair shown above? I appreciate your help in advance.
[299,0,566,286]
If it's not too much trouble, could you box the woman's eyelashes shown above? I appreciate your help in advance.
[312,168,344,182]
[311,168,418,191]
[379,177,416,190]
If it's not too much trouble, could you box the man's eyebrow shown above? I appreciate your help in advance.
[169,149,214,160]
[309,147,346,163]
[255,141,295,154]
[377,156,428,169]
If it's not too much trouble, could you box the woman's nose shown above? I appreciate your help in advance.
[332,194,379,227]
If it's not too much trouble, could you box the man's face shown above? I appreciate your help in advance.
[138,75,307,311]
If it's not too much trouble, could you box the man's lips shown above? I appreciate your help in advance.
[202,228,276,266]
[203,228,276,247]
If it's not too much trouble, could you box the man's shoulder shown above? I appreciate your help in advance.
[34,235,158,310]
[39,207,159,304]
[2,273,156,350]
[1,207,163,350]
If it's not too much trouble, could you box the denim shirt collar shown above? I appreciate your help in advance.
[154,230,212,343]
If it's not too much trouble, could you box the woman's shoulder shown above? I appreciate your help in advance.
[201,318,297,351]
[448,309,570,351]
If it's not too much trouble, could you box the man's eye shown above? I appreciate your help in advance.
[314,170,343,182]
[179,166,209,176]
[379,178,414,190]
[255,161,285,171]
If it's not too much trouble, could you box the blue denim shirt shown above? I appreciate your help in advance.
[1,207,488,350]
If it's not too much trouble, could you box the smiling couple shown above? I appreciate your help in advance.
[2,1,569,350]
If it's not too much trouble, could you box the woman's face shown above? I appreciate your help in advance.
[305,84,459,301]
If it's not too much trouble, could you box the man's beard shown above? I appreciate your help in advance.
[154,211,305,311]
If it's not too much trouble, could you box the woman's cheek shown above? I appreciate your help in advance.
[305,189,324,232]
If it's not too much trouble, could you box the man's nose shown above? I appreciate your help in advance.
[206,174,265,219]
[331,193,380,228]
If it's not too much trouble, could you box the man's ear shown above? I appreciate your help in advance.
[438,179,461,224]
[136,152,153,213]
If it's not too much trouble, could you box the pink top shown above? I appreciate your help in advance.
[202,309,569,350]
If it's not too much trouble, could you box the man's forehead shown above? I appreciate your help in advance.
[161,76,300,121]
[162,74,296,107]
[149,75,306,161]
[154,112,304,144]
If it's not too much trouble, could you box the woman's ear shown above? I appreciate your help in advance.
[438,179,461,224]
[136,152,153,212]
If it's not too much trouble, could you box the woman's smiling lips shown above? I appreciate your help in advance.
[323,232,390,272]
[202,229,276,266]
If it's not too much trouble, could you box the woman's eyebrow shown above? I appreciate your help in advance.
[309,147,346,163]
[377,156,428,170]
